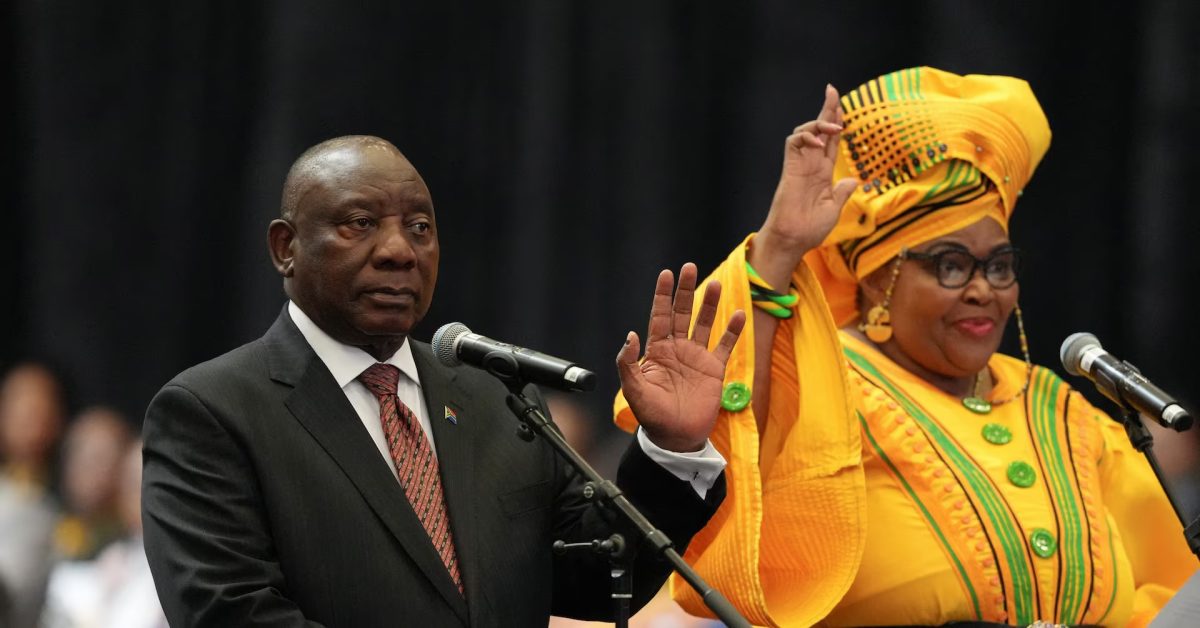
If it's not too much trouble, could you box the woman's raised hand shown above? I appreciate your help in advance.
[750,84,859,287]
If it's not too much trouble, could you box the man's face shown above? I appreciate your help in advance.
[282,145,439,352]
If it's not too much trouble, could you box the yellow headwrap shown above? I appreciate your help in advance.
[806,66,1052,326]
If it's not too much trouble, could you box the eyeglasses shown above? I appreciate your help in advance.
[900,247,1021,289]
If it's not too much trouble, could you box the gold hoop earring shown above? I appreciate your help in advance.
[859,254,903,343]
[1007,302,1033,403]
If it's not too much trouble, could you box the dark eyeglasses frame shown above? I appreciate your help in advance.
[899,246,1022,289]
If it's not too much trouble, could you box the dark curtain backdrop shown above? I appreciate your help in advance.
[5,1,1200,430]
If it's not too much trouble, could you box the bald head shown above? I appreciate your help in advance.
[280,135,409,221]
[267,135,438,361]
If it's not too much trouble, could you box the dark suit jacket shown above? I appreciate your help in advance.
[142,308,724,627]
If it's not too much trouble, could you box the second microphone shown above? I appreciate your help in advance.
[432,322,597,392]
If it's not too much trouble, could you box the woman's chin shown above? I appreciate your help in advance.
[945,345,998,376]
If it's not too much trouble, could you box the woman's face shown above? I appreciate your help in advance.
[866,217,1018,380]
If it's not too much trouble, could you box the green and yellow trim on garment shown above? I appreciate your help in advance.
[858,410,984,620]
[839,159,989,273]
[1026,367,1096,623]
[847,346,1121,625]
[846,345,1037,624]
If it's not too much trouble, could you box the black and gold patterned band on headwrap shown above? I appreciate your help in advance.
[804,66,1052,326]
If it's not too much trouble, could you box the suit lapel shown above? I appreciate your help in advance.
[411,343,482,620]
[265,310,469,623]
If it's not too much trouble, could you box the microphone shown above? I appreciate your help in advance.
[431,322,596,392]
[1060,332,1193,431]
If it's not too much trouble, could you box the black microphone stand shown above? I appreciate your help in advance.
[552,535,633,626]
[494,369,750,627]
[1111,402,1200,559]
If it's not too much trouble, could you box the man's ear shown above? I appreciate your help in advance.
[267,219,296,277]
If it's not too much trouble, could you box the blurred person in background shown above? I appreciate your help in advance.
[53,407,132,562]
[0,362,66,628]
[1147,419,1200,519]
[42,438,167,628]
[0,362,65,493]
[543,393,628,480]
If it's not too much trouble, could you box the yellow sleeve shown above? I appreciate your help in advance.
[1086,394,1197,626]
[613,235,867,627]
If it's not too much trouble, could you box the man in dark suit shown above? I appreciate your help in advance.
[142,135,745,627]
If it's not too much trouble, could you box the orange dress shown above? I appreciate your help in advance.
[615,237,1194,626]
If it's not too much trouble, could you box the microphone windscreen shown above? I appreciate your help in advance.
[432,322,472,366]
[1060,332,1100,376]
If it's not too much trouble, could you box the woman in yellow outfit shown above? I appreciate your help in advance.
[615,67,1195,627]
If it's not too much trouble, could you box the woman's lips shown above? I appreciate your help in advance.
[954,317,995,337]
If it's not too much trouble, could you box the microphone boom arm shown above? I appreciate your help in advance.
[1061,332,1200,559]
[503,385,750,627]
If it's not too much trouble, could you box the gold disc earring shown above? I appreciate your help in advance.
[859,255,903,344]
[862,304,893,343]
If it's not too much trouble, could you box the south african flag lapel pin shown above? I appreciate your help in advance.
[444,406,458,425]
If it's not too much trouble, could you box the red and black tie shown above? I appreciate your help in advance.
[359,363,462,594]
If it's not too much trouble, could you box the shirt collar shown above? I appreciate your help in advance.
[288,301,421,389]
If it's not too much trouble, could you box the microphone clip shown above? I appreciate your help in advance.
[480,350,524,387]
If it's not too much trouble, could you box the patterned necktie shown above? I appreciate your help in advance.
[358,363,463,594]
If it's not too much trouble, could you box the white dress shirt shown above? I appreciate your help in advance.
[288,302,725,497]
